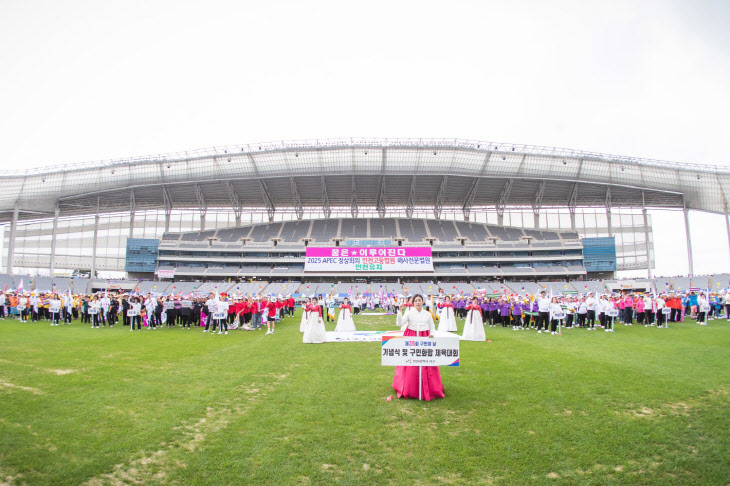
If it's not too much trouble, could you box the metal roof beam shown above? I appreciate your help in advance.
[290,177,303,220]
[376,175,387,218]
[568,183,578,213]
[259,180,275,222]
[496,178,513,216]
[462,178,480,220]
[405,176,416,219]
[350,176,358,218]
[162,186,172,217]
[434,176,448,220]
[532,180,546,215]
[321,176,331,219]
[605,185,612,212]
[224,181,242,220]
[194,183,207,216]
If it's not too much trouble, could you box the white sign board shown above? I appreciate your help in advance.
[607,309,619,317]
[700,305,711,312]
[662,307,671,315]
[157,269,175,278]
[88,308,98,315]
[49,307,61,314]
[127,309,138,317]
[212,312,227,320]
[381,336,460,367]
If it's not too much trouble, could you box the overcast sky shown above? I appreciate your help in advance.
[1,0,728,276]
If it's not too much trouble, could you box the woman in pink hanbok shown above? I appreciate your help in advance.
[392,294,445,401]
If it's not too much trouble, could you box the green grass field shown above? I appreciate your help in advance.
[1,312,729,485]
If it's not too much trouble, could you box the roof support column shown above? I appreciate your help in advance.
[129,190,136,239]
[50,204,60,275]
[496,179,513,226]
[162,186,172,233]
[605,186,612,236]
[6,204,19,274]
[726,213,730,259]
[532,181,545,229]
[568,183,578,230]
[642,191,652,280]
[683,204,694,277]
[90,196,100,279]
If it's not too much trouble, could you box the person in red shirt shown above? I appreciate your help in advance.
[287,295,295,317]
[235,298,247,328]
[266,296,278,334]
[249,297,261,330]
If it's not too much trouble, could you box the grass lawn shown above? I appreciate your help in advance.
[1,311,728,485]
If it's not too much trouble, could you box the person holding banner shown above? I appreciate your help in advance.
[392,294,444,401]
[49,294,61,326]
[129,297,142,331]
[462,297,485,341]
[302,297,326,343]
[334,297,357,332]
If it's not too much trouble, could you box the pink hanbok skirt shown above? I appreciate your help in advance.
[392,328,445,401]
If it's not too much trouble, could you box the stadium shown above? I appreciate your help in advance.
[1,138,729,295]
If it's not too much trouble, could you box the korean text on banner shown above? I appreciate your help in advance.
[305,247,433,272]
[381,336,460,367]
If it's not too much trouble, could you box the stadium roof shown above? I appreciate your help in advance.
[1,138,728,223]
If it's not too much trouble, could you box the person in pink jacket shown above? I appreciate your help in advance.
[635,294,645,325]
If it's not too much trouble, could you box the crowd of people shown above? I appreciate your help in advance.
[2,288,728,338]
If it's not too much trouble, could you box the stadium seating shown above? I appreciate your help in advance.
[32,277,54,293]
[486,225,524,241]
[181,230,217,242]
[264,281,301,297]
[370,219,397,239]
[454,221,489,242]
[398,219,428,242]
[438,282,474,294]
[672,276,692,291]
[136,281,171,295]
[52,277,72,293]
[427,220,459,242]
[340,218,368,239]
[216,227,251,243]
[279,221,311,242]
[309,220,339,242]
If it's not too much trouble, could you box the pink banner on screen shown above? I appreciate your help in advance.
[305,247,433,272]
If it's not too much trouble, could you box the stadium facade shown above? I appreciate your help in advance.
[1,138,729,282]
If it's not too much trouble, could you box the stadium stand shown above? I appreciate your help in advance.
[181,230,216,242]
[370,219,397,239]
[309,219,340,243]
[340,218,368,239]
[672,276,693,291]
[427,220,459,242]
[398,219,428,242]
[216,227,251,243]
[712,274,730,288]
[438,282,474,294]
[265,281,301,296]
[52,277,72,293]
[654,277,672,291]
[487,225,524,241]
[249,223,282,242]
[32,277,54,293]
[376,282,404,296]
[278,221,311,242]
[454,221,489,242]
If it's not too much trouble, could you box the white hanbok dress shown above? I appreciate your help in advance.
[461,306,486,341]
[299,305,309,332]
[302,307,326,343]
[437,304,458,332]
[334,305,356,332]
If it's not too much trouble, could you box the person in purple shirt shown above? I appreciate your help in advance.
[499,299,511,328]
[455,298,466,319]
[512,300,523,330]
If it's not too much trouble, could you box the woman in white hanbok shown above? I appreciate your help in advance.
[462,297,486,341]
[302,297,326,343]
[299,297,311,332]
[437,296,458,332]
[334,297,357,332]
